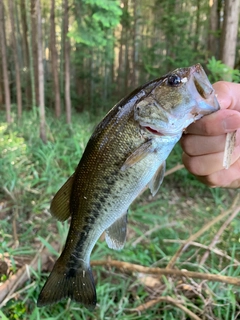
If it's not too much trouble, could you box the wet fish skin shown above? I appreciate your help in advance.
[37,64,219,309]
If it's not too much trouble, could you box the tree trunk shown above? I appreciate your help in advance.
[123,0,130,95]
[63,0,71,124]
[74,45,84,110]
[20,0,31,106]
[9,0,22,119]
[60,6,65,111]
[50,0,61,118]
[25,0,36,107]
[220,0,240,68]
[36,0,46,143]
[0,51,3,108]
[116,23,124,97]
[194,0,200,51]
[132,0,141,87]
[31,0,39,105]
[208,0,219,58]
[89,49,94,112]
[0,0,11,122]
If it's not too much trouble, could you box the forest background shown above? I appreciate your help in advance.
[0,0,240,131]
[0,0,240,319]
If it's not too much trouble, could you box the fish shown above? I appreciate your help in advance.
[37,64,219,309]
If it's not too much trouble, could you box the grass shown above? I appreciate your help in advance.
[0,109,239,319]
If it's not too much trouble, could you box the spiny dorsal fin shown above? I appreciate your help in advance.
[148,161,166,196]
[121,140,153,171]
[105,212,128,250]
[50,174,75,221]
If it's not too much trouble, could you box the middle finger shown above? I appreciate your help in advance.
[180,134,226,156]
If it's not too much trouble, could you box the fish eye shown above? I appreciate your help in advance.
[167,74,181,86]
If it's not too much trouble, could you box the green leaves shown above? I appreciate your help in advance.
[92,10,121,28]
[85,0,122,18]
[207,57,240,82]
[68,0,122,47]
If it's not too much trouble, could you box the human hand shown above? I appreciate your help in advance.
[180,81,240,188]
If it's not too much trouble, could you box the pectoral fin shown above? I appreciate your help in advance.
[105,212,128,250]
[50,174,75,221]
[121,140,153,171]
[148,161,166,196]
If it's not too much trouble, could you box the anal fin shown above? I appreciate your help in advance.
[105,212,128,250]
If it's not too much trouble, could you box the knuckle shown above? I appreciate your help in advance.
[200,120,213,135]
[180,136,196,156]
[182,153,203,175]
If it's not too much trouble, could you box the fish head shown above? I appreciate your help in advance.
[134,64,220,136]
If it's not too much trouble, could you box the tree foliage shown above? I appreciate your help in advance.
[207,56,240,83]
[0,0,239,122]
[69,0,121,47]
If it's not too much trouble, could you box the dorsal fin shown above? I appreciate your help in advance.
[105,212,128,250]
[50,174,75,221]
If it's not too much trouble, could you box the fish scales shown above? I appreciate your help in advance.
[37,64,220,309]
[66,105,154,260]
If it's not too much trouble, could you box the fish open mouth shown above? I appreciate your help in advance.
[144,126,164,136]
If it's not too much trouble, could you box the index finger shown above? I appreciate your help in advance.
[185,109,240,135]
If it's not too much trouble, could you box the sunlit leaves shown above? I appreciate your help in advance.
[68,0,122,47]
[207,57,240,82]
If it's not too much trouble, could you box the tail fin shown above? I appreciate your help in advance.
[37,262,96,310]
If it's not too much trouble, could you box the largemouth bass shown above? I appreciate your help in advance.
[37,64,219,309]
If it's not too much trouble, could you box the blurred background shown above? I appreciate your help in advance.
[0,0,239,127]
